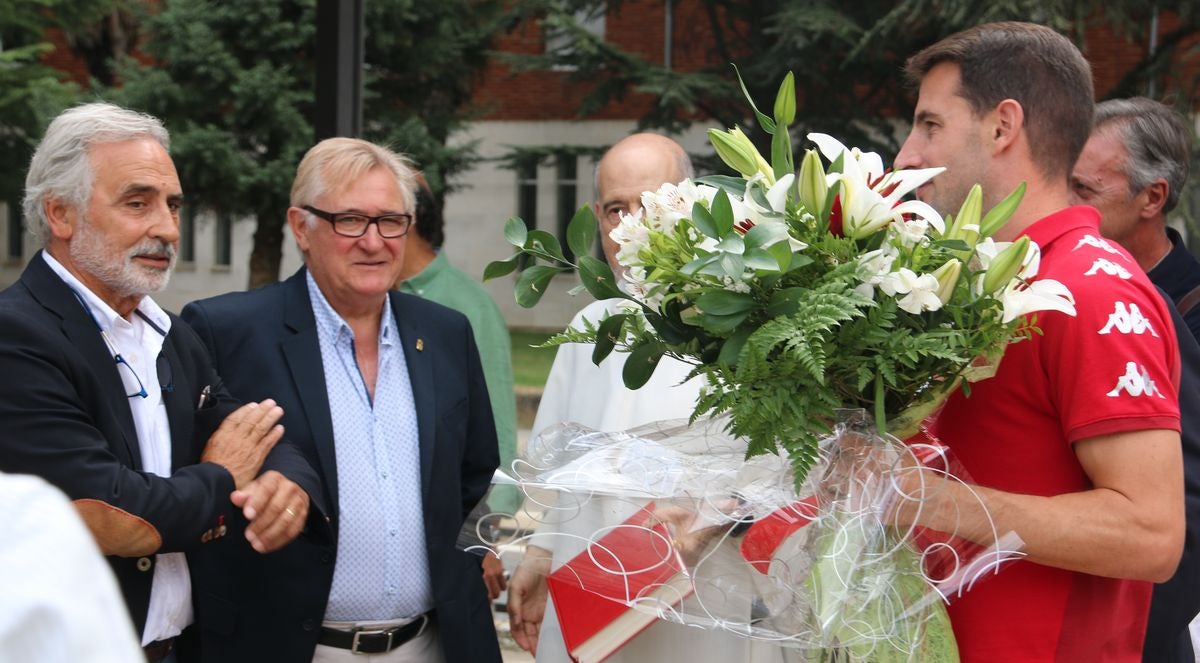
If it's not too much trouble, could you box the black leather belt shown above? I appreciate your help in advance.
[143,637,176,663]
[318,613,430,654]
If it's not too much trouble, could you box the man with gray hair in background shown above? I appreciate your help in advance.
[1071,97,1200,663]
[0,102,319,661]
[1071,97,1200,341]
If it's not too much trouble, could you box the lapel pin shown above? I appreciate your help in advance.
[416,338,424,352]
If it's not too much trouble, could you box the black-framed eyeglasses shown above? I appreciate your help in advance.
[303,205,413,239]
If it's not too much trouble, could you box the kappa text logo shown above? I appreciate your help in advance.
[1084,259,1132,280]
[1098,302,1159,337]
[1106,362,1165,399]
[1074,234,1123,256]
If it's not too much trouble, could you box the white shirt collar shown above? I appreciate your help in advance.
[42,251,171,335]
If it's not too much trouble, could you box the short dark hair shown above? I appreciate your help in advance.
[1094,97,1193,213]
[905,21,1095,181]
[413,181,445,248]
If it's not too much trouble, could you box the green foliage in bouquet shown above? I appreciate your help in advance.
[486,72,1075,487]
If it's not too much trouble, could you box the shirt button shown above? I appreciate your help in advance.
[381,472,388,479]
[389,529,396,537]
[302,619,316,632]
[136,557,153,572]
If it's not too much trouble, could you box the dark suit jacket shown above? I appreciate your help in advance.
[1143,289,1200,663]
[180,268,501,663]
[0,253,321,637]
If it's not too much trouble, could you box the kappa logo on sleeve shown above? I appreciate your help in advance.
[1084,258,1133,280]
[1098,302,1159,337]
[1074,234,1123,257]
[1106,361,1166,398]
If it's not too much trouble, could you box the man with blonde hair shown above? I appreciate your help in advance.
[183,137,501,662]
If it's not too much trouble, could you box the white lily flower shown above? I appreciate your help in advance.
[1000,278,1076,323]
[857,244,898,285]
[893,217,930,248]
[610,209,651,268]
[808,132,945,239]
[878,268,944,313]
[737,174,808,252]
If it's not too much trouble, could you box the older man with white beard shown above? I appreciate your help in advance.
[0,102,321,662]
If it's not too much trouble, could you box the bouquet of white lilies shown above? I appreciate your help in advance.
[488,71,1076,487]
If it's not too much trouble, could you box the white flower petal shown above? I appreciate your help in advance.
[1000,278,1077,323]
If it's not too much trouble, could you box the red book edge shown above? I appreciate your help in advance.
[546,501,695,663]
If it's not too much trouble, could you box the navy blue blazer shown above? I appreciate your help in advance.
[180,268,501,663]
[0,252,321,638]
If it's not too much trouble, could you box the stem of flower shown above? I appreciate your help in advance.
[874,373,887,438]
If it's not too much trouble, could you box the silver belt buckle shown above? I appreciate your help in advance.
[350,628,393,655]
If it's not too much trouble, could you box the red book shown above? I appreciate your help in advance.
[546,502,694,663]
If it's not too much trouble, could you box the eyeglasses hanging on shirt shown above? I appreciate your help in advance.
[70,290,173,398]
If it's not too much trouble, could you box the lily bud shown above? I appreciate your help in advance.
[931,258,962,304]
[946,184,982,247]
[982,236,1030,295]
[773,72,796,125]
[979,182,1027,239]
[798,149,827,215]
[709,127,761,181]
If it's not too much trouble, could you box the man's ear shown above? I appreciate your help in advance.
[287,207,311,253]
[1138,179,1170,220]
[990,99,1025,154]
[44,197,77,241]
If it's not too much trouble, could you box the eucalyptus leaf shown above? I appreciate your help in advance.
[482,255,520,281]
[719,252,745,278]
[503,217,528,247]
[696,290,755,315]
[694,175,749,197]
[717,233,746,254]
[577,255,625,300]
[701,310,751,335]
[566,204,598,259]
[767,242,793,271]
[692,201,719,239]
[743,223,778,250]
[525,229,567,264]
[718,328,752,367]
[748,185,776,215]
[712,189,735,236]
[622,341,665,389]
[515,265,563,307]
[592,313,628,365]
[682,252,720,275]
[745,248,781,271]
[767,287,807,317]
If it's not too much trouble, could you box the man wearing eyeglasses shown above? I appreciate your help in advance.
[0,102,322,662]
[181,137,501,663]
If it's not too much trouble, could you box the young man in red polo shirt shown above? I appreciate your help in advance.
[894,22,1184,662]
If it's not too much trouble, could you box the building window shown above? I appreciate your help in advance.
[214,212,232,267]
[516,157,538,269]
[179,206,196,263]
[544,6,606,71]
[6,201,22,260]
[556,153,578,267]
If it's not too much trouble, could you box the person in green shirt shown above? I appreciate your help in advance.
[396,176,518,601]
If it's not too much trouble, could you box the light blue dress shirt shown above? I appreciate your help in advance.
[306,272,431,621]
